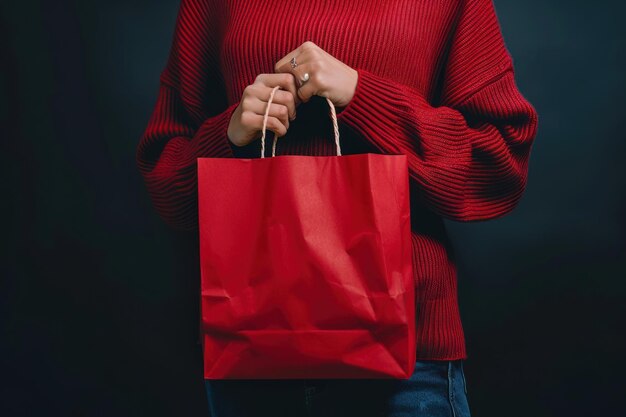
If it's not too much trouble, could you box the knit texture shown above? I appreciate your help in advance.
[136,0,538,360]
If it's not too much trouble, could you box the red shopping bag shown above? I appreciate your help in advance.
[198,86,415,379]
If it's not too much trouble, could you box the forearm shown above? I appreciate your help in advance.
[136,82,239,230]
[336,67,538,221]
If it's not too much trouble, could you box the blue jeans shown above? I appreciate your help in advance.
[204,359,471,416]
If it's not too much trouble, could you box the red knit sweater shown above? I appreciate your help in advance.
[136,0,538,361]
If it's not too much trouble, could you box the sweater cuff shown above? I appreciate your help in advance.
[196,101,240,158]
[335,67,413,154]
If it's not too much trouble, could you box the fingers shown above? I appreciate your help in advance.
[276,61,319,104]
[234,73,302,146]
[287,62,320,103]
[257,88,297,122]
[246,94,291,131]
[273,40,318,74]
[241,111,288,138]
[255,73,301,108]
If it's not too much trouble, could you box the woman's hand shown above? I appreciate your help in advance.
[274,41,358,109]
[228,73,299,147]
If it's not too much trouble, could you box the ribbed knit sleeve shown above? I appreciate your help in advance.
[336,0,539,221]
[136,0,237,231]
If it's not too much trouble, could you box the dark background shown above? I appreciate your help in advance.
[2,0,624,416]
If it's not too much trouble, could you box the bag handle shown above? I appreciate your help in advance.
[260,85,342,158]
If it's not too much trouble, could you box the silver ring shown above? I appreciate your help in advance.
[300,72,310,84]
[290,56,298,69]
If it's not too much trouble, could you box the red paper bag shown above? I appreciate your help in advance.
[198,86,415,379]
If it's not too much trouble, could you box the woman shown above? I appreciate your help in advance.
[136,0,538,415]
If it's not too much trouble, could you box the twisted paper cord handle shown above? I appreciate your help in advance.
[260,85,342,158]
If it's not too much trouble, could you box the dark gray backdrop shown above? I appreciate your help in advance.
[2,0,624,416]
